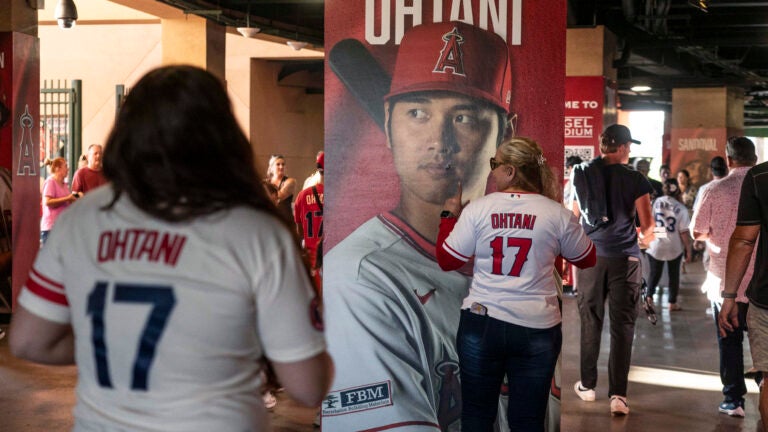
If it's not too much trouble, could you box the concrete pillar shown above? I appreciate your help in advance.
[161,15,225,81]
[1,0,41,308]
[669,87,744,187]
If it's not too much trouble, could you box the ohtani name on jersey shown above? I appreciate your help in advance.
[490,212,536,230]
[97,229,187,266]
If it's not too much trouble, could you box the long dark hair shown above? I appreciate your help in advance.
[102,66,277,223]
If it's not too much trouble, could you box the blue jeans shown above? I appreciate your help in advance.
[457,309,561,432]
[713,300,748,403]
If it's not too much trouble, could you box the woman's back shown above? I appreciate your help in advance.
[445,191,592,328]
[22,187,324,431]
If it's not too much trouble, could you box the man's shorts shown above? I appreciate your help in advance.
[748,303,768,372]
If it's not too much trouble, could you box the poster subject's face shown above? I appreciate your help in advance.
[386,91,500,205]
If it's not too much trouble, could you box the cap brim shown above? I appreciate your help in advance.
[630,139,641,144]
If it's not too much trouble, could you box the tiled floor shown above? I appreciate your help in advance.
[562,259,763,431]
[0,260,763,431]
[0,331,316,431]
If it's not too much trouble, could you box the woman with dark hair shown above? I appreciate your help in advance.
[645,178,692,311]
[10,65,333,431]
[436,137,596,431]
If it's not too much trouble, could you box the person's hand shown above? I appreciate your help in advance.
[718,298,739,337]
[442,182,465,217]
[684,248,692,263]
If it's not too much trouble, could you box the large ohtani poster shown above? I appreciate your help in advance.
[326,0,567,250]
[323,2,567,431]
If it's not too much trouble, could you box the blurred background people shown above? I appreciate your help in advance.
[266,154,296,221]
[645,178,692,311]
[71,144,106,195]
[437,137,595,431]
[40,157,78,245]
[677,169,697,214]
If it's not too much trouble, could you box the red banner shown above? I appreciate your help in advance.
[564,76,604,164]
[669,128,727,188]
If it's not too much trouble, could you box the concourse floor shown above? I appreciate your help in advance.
[562,259,763,432]
[0,329,316,432]
[1,259,763,431]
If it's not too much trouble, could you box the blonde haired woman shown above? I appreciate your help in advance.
[40,157,78,244]
[266,154,296,220]
[437,137,595,431]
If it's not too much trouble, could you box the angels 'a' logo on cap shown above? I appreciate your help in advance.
[433,27,467,77]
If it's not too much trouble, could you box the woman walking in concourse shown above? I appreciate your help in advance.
[437,137,596,431]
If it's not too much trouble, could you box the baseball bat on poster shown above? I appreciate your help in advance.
[328,39,390,131]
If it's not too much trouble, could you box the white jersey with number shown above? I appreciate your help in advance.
[18,186,325,432]
[443,192,593,328]
[647,195,690,261]
[323,212,470,431]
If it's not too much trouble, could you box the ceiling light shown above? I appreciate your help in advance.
[631,85,652,92]
[286,41,308,51]
[237,27,261,38]
[54,0,78,29]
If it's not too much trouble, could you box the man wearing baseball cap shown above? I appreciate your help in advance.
[570,124,655,415]
[323,21,513,431]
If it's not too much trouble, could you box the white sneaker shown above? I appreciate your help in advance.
[263,391,277,410]
[574,381,595,401]
[610,395,629,415]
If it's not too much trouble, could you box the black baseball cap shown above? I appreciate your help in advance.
[603,124,641,145]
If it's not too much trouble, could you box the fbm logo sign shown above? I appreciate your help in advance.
[322,381,393,416]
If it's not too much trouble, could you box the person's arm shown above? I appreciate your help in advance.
[272,351,334,407]
[718,224,760,335]
[9,305,74,365]
[277,177,296,203]
[635,193,656,247]
[44,193,77,208]
[436,182,470,271]
[571,199,581,218]
[679,229,693,263]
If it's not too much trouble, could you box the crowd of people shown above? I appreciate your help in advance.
[1,32,767,432]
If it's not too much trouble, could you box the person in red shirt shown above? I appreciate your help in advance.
[294,151,324,295]
[72,144,107,194]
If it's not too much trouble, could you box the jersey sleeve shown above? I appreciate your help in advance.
[254,226,325,363]
[322,270,443,431]
[443,205,479,263]
[558,211,595,266]
[18,221,70,323]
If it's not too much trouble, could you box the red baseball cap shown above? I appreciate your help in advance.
[385,21,513,113]
[316,151,324,169]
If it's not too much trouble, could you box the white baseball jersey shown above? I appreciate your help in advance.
[443,192,593,328]
[323,212,470,431]
[647,195,690,261]
[18,186,325,432]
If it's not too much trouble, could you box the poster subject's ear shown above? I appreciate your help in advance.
[503,112,518,140]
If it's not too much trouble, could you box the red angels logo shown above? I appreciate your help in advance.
[433,27,466,77]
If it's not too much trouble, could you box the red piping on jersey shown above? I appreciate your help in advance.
[378,212,472,276]
[568,241,596,269]
[26,268,68,306]
[358,421,441,431]
[435,217,467,272]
